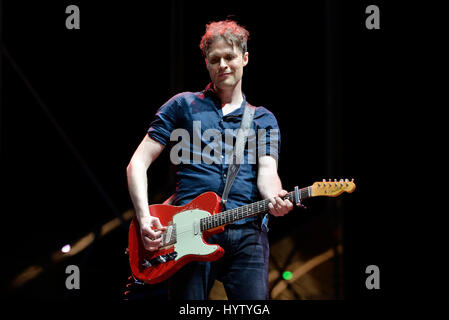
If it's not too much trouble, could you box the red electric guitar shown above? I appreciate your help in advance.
[128,179,356,284]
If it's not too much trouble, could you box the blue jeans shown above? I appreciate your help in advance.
[168,219,270,300]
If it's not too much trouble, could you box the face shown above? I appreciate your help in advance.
[205,38,248,90]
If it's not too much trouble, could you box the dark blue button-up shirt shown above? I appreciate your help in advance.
[147,83,280,224]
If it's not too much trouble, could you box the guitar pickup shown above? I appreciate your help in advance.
[161,225,174,245]
[160,224,176,247]
[142,251,178,268]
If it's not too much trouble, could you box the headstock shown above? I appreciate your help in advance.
[311,179,356,197]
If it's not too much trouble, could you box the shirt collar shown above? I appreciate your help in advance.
[203,82,247,116]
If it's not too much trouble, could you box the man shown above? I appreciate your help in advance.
[126,20,293,300]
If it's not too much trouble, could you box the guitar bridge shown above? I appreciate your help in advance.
[142,251,178,268]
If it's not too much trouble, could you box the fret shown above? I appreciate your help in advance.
[300,188,309,200]
[259,200,265,213]
[200,187,312,231]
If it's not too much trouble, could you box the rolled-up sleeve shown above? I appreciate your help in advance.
[256,108,281,162]
[147,96,181,146]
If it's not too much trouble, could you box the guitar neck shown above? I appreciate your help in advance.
[200,186,312,232]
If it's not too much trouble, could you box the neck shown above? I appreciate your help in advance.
[200,187,312,231]
[214,81,243,106]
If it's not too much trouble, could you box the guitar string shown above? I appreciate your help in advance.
[171,193,294,230]
[158,184,347,235]
[149,185,351,245]
[158,193,298,242]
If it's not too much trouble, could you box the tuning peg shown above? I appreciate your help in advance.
[345,178,349,182]
[351,178,354,182]
[323,179,326,182]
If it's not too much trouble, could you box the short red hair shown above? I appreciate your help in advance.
[199,20,250,57]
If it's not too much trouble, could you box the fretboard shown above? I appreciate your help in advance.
[200,187,310,231]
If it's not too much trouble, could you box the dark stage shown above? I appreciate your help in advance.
[0,0,446,307]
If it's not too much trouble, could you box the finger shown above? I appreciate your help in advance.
[142,228,161,240]
[268,202,275,215]
[268,202,281,216]
[152,218,166,231]
[143,239,156,251]
[145,244,159,252]
[151,238,163,245]
[285,199,294,210]
[277,207,287,216]
[278,189,288,197]
[151,230,163,239]
[269,198,278,213]
[276,200,292,216]
[143,237,162,250]
[143,228,163,240]
[148,231,164,242]
[153,226,167,232]
[275,196,286,207]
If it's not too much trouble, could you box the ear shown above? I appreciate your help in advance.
[243,52,249,67]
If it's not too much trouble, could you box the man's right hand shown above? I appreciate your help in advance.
[138,215,167,251]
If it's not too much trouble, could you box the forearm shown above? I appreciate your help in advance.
[257,164,293,217]
[126,135,165,223]
[126,161,151,223]
[257,171,283,199]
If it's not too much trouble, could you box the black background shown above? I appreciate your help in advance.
[0,0,446,305]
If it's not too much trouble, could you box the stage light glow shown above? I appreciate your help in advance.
[282,271,293,281]
[61,244,71,253]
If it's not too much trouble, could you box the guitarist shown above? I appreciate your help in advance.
[126,19,294,300]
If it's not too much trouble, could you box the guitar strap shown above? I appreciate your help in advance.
[221,101,256,207]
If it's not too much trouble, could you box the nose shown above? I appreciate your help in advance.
[219,58,228,70]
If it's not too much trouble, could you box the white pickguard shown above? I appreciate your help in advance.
[173,209,218,261]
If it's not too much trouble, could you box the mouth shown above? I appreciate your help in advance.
[218,73,232,78]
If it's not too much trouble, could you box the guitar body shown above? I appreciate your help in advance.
[128,192,225,284]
